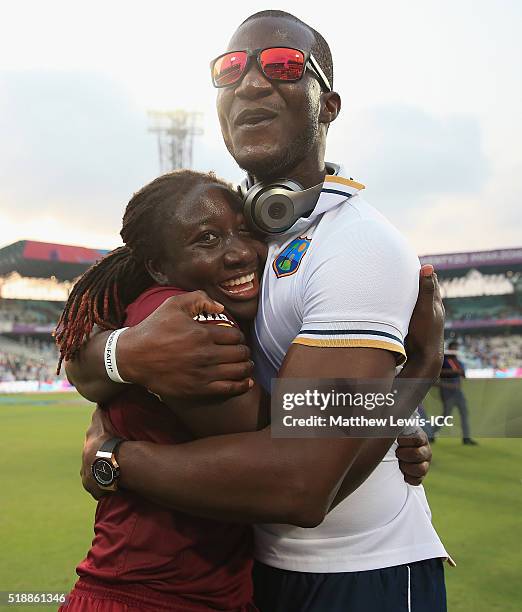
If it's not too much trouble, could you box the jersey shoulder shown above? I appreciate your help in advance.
[312,194,419,269]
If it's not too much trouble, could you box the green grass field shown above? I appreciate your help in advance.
[1,390,521,611]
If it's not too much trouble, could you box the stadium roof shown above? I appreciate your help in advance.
[0,240,109,281]
[420,247,522,276]
[1,240,521,282]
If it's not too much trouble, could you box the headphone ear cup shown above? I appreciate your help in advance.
[254,189,295,234]
[240,163,338,235]
[242,179,324,235]
[242,183,268,233]
[243,180,303,234]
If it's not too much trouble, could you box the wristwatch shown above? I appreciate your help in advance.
[91,437,125,492]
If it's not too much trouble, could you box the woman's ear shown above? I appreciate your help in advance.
[145,259,169,285]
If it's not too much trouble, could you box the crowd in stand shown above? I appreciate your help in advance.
[454,334,522,370]
[0,353,61,382]
[0,298,63,326]
[2,333,521,382]
[1,300,521,382]
[0,337,64,383]
[446,305,522,323]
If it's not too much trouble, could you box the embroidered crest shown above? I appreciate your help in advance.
[273,236,311,278]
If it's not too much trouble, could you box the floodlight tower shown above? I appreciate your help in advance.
[148,110,204,172]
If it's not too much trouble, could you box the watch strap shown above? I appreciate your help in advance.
[96,437,125,459]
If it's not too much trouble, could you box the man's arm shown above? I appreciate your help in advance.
[65,291,254,404]
[162,382,269,438]
[84,346,396,526]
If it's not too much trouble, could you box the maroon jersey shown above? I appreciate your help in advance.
[75,286,255,611]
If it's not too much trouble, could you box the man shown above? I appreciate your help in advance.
[436,340,478,445]
[68,10,448,611]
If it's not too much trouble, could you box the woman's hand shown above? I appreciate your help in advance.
[393,264,444,485]
[404,264,445,380]
[396,428,432,485]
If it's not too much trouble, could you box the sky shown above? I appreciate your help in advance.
[0,0,520,256]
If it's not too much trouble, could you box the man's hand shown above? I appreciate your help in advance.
[81,407,116,500]
[404,264,445,379]
[117,290,253,399]
[396,428,432,486]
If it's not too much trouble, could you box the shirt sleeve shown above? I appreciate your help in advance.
[293,218,420,364]
[125,287,185,325]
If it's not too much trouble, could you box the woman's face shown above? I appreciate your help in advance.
[154,183,267,321]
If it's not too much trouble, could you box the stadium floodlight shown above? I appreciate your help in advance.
[147,110,204,173]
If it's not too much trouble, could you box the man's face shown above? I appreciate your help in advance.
[215,17,323,179]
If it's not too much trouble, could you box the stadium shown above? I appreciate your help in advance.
[1,238,521,611]
[0,241,108,393]
[420,247,522,377]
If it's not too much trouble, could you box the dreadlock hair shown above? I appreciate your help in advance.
[240,10,334,89]
[55,170,235,373]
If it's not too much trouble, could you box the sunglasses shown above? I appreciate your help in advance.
[210,47,331,92]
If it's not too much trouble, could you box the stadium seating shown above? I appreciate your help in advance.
[0,298,63,326]
[450,334,522,370]
[0,335,63,383]
[0,244,521,382]
[444,295,522,322]
[439,270,515,298]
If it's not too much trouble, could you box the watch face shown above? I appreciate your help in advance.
[92,459,114,486]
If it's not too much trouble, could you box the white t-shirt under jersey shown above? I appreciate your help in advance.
[252,165,447,572]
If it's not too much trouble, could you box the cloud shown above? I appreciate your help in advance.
[0,70,241,248]
[0,76,518,256]
[328,105,489,208]
[324,104,522,254]
[0,71,159,243]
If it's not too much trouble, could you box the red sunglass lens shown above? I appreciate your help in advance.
[260,48,305,81]
[213,51,248,87]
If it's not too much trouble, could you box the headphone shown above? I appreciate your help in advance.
[240,162,340,235]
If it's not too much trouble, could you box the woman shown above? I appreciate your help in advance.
[57,170,269,611]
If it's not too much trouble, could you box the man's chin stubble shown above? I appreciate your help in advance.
[231,126,318,182]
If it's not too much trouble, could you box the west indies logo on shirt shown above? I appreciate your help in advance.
[273,236,311,278]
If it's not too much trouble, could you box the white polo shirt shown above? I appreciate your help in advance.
[252,165,447,572]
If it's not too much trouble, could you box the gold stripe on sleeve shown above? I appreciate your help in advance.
[324,175,366,190]
[292,337,406,363]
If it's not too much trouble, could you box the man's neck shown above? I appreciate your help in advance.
[252,157,328,189]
